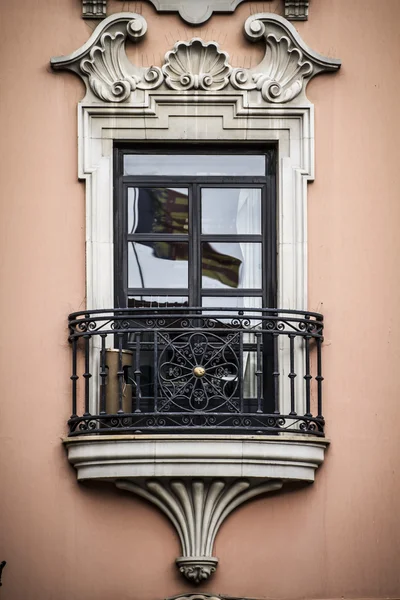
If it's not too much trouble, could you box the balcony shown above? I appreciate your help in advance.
[64,307,328,583]
[67,307,325,437]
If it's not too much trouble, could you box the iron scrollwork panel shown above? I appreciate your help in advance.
[158,331,240,413]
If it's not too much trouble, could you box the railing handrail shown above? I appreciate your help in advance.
[68,306,324,320]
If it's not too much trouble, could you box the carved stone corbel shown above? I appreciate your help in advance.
[116,478,283,584]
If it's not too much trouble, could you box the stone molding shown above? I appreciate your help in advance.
[52,12,340,105]
[65,435,327,482]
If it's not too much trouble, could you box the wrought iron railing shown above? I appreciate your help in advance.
[67,307,325,436]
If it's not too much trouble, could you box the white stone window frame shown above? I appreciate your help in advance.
[50,11,340,413]
[53,12,340,417]
[83,102,309,313]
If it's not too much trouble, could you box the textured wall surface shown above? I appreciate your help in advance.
[1,1,400,599]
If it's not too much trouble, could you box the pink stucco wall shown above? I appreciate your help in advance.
[1,1,400,599]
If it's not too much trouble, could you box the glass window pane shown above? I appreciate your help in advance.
[201,188,261,234]
[128,187,189,235]
[124,154,265,176]
[128,242,189,289]
[202,296,262,310]
[201,242,262,289]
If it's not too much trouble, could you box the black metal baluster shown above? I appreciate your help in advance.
[135,332,142,413]
[304,335,312,417]
[316,337,323,418]
[117,333,124,413]
[154,331,158,412]
[273,332,280,414]
[255,332,262,413]
[99,334,107,414]
[71,337,78,417]
[289,334,297,416]
[83,333,91,416]
[239,330,244,413]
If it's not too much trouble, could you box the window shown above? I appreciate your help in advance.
[112,145,277,414]
[113,145,277,311]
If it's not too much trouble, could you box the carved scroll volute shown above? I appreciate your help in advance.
[51,13,163,102]
[231,12,341,103]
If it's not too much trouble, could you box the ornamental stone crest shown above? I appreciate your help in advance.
[51,12,340,105]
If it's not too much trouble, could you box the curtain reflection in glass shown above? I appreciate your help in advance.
[202,188,261,234]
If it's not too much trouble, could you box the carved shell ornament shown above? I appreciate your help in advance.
[163,39,232,91]
[51,12,340,104]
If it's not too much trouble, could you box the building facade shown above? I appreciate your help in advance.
[1,1,400,599]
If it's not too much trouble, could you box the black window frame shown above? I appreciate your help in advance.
[113,143,277,310]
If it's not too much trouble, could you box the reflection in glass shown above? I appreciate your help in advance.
[129,242,189,289]
[124,154,265,176]
[201,243,262,289]
[202,296,262,311]
[128,296,188,308]
[128,187,189,235]
[202,188,261,234]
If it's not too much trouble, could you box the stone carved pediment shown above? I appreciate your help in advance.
[51,12,340,105]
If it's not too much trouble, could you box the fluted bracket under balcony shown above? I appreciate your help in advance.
[65,434,328,582]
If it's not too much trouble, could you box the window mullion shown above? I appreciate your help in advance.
[189,183,201,306]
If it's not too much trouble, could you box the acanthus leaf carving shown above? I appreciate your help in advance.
[249,33,314,103]
[240,13,340,102]
[80,32,139,102]
[51,13,163,103]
